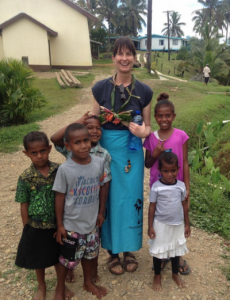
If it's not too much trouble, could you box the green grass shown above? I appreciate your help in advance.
[0,73,95,153]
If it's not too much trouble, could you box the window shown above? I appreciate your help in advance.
[22,56,29,65]
[159,40,164,46]
[173,40,178,45]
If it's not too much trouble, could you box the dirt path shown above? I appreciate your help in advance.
[0,75,229,300]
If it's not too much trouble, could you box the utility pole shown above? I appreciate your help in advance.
[163,10,173,61]
[146,0,152,73]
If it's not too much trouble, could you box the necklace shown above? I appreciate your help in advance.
[110,73,140,113]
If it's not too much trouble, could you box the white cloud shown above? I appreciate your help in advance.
[141,0,203,38]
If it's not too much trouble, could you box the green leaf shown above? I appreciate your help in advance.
[212,188,222,201]
[212,171,221,184]
[220,175,230,191]
[192,153,200,169]
[206,156,213,170]
[196,121,204,135]
[204,130,215,146]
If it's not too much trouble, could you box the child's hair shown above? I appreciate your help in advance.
[158,152,179,170]
[113,37,136,57]
[157,92,169,101]
[154,93,175,114]
[86,115,100,123]
[23,131,49,151]
[64,123,89,143]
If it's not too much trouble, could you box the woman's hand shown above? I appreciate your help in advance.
[129,121,151,138]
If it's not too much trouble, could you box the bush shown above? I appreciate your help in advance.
[0,58,46,125]
[176,46,191,61]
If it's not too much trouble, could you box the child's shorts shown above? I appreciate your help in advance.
[15,224,60,269]
[59,226,99,270]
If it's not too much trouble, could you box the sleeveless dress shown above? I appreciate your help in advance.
[92,77,153,253]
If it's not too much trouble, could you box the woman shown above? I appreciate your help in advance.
[92,37,153,275]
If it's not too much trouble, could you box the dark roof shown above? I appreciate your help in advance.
[0,13,58,36]
[90,39,102,45]
[61,0,97,22]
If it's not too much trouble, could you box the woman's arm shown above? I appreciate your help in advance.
[183,141,190,207]
[21,203,29,227]
[129,102,152,138]
[93,98,101,115]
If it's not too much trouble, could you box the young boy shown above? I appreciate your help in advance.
[51,113,111,282]
[15,132,60,300]
[53,123,107,300]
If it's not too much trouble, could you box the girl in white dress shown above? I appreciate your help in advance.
[148,151,190,291]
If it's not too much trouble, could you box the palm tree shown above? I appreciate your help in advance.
[161,11,186,37]
[95,0,119,49]
[197,0,226,33]
[120,0,147,37]
[192,9,205,35]
[223,0,230,42]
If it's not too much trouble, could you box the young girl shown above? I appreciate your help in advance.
[143,95,190,275]
[148,151,190,291]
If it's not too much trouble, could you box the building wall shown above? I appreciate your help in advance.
[0,0,92,67]
[140,37,184,51]
[0,36,4,60]
[2,18,50,65]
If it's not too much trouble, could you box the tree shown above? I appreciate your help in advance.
[192,9,205,35]
[95,0,119,49]
[161,11,186,37]
[223,0,230,42]
[120,0,147,37]
[90,28,108,50]
[75,0,98,30]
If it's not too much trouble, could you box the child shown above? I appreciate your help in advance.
[15,132,60,300]
[148,151,190,291]
[143,95,191,275]
[51,114,111,282]
[53,123,107,300]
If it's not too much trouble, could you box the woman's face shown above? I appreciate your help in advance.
[112,47,136,74]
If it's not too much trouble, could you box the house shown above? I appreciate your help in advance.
[138,34,187,51]
[0,0,97,71]
[108,34,187,51]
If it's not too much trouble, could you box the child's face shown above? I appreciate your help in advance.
[159,161,179,185]
[85,118,102,145]
[65,129,91,161]
[23,141,51,169]
[155,105,176,131]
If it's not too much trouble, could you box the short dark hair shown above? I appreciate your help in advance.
[113,37,136,57]
[85,115,100,123]
[158,152,179,170]
[64,123,89,143]
[23,131,49,151]
[154,96,175,114]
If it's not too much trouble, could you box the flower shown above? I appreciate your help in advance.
[106,114,114,122]
[113,118,121,124]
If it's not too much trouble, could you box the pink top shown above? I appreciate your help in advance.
[143,128,189,187]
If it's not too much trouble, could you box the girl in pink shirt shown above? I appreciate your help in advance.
[143,93,190,275]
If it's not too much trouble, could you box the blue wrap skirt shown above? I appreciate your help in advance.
[100,129,144,253]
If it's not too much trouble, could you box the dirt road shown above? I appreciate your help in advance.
[0,75,229,300]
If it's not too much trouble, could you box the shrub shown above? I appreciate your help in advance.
[0,58,46,125]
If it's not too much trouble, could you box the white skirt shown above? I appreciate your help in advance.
[148,219,188,259]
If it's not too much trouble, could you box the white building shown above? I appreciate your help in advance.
[139,34,187,51]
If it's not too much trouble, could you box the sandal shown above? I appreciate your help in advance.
[123,252,138,273]
[179,259,191,275]
[152,258,170,271]
[107,256,124,275]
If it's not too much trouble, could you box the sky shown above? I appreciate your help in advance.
[141,0,203,38]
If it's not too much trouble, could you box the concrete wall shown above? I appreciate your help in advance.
[0,0,92,67]
[140,37,184,51]
[2,18,50,65]
[0,36,4,60]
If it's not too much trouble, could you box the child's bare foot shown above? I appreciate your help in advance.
[93,274,100,283]
[33,284,46,300]
[83,282,107,299]
[153,275,162,291]
[65,285,75,299]
[65,270,75,283]
[172,273,186,288]
[53,287,64,300]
